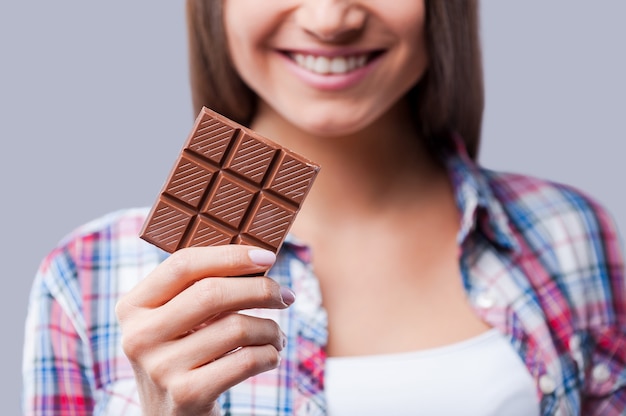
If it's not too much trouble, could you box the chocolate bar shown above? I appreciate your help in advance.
[140,107,320,253]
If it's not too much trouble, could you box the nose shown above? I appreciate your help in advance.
[295,0,367,43]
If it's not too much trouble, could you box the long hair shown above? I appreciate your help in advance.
[186,0,484,159]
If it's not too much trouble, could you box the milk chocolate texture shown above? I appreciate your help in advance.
[140,107,320,254]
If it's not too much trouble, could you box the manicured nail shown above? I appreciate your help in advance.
[248,249,276,266]
[280,286,296,306]
[279,331,287,350]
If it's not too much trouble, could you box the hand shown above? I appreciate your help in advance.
[115,245,295,415]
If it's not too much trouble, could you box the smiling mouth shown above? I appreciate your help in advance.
[287,51,383,75]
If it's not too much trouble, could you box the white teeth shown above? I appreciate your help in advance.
[330,57,348,73]
[314,56,330,73]
[305,55,316,69]
[291,53,370,75]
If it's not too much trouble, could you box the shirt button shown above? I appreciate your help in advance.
[539,374,557,394]
[475,291,496,309]
[568,334,581,350]
[592,363,611,383]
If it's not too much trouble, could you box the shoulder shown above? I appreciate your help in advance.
[482,168,621,248]
[57,207,151,247]
[480,169,625,321]
[479,168,625,307]
[36,207,162,291]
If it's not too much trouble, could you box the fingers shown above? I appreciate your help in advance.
[122,312,285,411]
[164,344,282,406]
[151,313,286,372]
[150,276,293,341]
[121,245,277,309]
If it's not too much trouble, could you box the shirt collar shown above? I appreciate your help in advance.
[282,233,313,262]
[442,133,519,252]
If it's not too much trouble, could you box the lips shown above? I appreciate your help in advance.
[277,48,385,91]
[287,51,383,75]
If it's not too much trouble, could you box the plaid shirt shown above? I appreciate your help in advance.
[23,138,626,415]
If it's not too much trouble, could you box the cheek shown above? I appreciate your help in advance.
[223,5,279,84]
[388,1,428,64]
[224,2,263,55]
[399,24,429,87]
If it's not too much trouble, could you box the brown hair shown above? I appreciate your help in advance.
[186,0,483,159]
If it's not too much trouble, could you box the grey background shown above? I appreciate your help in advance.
[1,1,624,413]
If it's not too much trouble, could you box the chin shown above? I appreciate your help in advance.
[304,123,363,138]
[288,108,379,139]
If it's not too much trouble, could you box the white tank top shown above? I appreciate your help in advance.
[325,329,539,415]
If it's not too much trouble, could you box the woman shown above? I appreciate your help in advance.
[23,1,625,415]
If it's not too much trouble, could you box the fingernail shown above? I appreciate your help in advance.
[280,286,296,306]
[248,249,276,266]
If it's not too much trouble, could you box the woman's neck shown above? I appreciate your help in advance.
[250,99,447,234]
